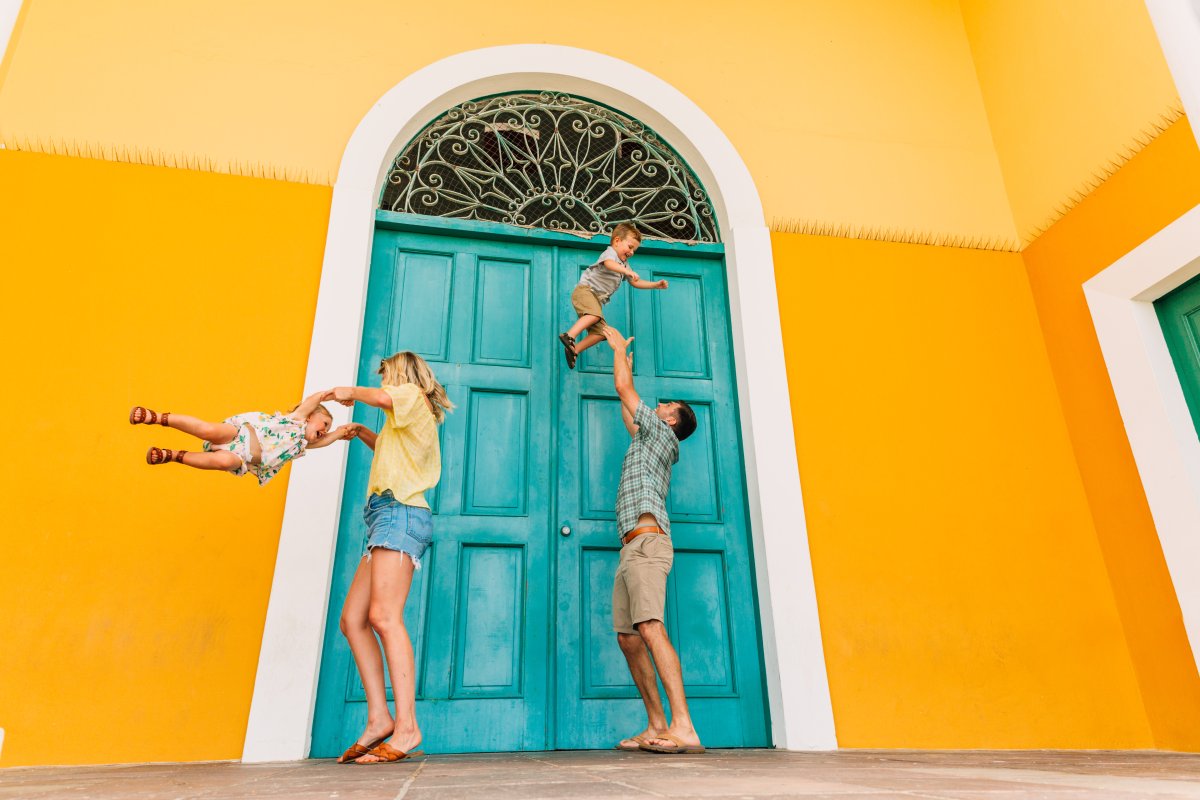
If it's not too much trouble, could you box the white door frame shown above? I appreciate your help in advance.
[242,45,837,762]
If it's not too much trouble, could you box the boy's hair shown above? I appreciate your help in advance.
[669,400,697,442]
[378,350,456,423]
[611,223,642,243]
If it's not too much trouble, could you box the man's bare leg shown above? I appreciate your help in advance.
[616,631,668,748]
[637,619,702,749]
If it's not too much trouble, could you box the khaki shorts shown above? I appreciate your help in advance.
[612,533,674,634]
[571,284,608,338]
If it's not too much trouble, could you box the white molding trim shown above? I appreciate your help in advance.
[242,45,837,762]
[0,0,23,80]
[1144,0,1200,149]
[1083,203,1200,675]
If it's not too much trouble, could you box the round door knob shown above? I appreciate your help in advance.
[560,525,572,537]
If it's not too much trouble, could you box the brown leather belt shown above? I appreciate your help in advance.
[622,525,665,546]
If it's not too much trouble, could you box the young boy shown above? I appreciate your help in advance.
[558,223,668,369]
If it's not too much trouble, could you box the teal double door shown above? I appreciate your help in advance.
[311,214,769,755]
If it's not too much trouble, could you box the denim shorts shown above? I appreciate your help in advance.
[362,491,433,569]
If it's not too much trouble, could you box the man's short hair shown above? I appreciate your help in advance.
[669,400,697,442]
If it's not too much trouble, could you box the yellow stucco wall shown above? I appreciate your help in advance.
[1021,118,1200,751]
[2,0,1199,767]
[960,0,1183,243]
[773,232,1155,748]
[0,150,332,767]
[0,0,1016,244]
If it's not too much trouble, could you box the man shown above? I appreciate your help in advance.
[602,325,704,755]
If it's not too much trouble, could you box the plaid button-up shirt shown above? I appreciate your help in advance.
[615,401,680,539]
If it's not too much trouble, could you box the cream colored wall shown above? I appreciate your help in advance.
[0,0,1015,245]
[959,0,1183,244]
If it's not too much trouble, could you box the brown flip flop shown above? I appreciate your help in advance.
[614,734,648,752]
[337,733,389,764]
[354,742,426,764]
[638,733,706,754]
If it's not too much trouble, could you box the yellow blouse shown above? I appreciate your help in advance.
[366,384,441,508]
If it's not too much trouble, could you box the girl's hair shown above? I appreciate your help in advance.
[378,351,455,423]
[291,402,334,420]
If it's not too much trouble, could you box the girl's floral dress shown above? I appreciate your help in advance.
[202,411,308,485]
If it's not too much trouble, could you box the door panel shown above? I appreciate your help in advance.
[311,230,553,755]
[554,249,770,749]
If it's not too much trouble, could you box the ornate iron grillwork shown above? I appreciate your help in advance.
[381,92,719,243]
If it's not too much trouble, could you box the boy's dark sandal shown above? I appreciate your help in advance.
[559,333,577,369]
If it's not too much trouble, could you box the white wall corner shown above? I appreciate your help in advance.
[1145,0,1200,151]
[0,0,23,70]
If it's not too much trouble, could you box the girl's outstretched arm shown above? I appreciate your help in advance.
[322,386,392,409]
[288,391,328,421]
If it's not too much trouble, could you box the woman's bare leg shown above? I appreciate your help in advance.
[338,556,394,759]
[357,549,421,761]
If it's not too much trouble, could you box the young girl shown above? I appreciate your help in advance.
[326,351,453,765]
[128,393,354,485]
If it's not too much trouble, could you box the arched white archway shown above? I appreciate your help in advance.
[242,45,836,762]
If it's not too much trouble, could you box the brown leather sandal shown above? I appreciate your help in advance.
[130,406,171,427]
[146,447,187,465]
[337,733,390,764]
[558,333,578,370]
[353,742,425,764]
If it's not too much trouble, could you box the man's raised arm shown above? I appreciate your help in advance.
[603,326,640,435]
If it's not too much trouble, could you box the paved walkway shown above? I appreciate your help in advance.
[3,749,1200,799]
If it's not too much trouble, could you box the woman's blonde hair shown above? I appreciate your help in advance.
[378,351,455,423]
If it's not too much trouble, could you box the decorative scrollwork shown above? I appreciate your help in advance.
[381,92,719,243]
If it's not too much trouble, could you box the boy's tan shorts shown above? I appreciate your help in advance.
[612,533,674,634]
[571,285,608,337]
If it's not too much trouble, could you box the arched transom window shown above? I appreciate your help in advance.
[381,92,720,243]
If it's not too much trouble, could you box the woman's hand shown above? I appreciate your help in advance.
[655,279,669,289]
[323,387,357,407]
[329,424,357,441]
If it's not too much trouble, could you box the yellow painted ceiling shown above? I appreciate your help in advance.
[0,0,1183,248]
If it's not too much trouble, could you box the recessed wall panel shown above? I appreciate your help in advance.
[452,544,525,698]
[666,402,720,523]
[581,547,638,697]
[473,257,531,367]
[463,390,528,516]
[653,274,710,378]
[580,397,628,519]
[394,250,453,361]
[671,551,736,696]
